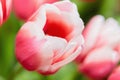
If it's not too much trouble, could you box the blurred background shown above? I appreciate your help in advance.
[0,0,120,80]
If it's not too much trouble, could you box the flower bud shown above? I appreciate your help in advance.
[75,15,120,79]
[0,0,12,25]
[13,0,59,20]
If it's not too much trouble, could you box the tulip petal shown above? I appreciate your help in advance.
[37,36,67,74]
[79,47,119,79]
[5,0,12,20]
[82,15,105,54]
[45,35,84,74]
[54,1,84,38]
[30,2,84,41]
[99,18,120,47]
[16,22,46,70]
[13,0,43,20]
[0,1,3,25]
[0,0,12,25]
[13,0,58,20]
[108,66,120,80]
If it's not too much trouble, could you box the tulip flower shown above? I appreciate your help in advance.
[15,1,84,75]
[13,0,59,21]
[108,66,120,80]
[75,15,120,79]
[0,0,12,25]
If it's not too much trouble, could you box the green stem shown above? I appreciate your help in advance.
[7,63,23,80]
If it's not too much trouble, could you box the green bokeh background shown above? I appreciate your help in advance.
[0,0,120,80]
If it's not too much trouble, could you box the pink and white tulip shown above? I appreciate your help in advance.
[0,0,12,25]
[75,15,120,79]
[15,1,84,75]
[13,0,59,20]
[108,66,120,80]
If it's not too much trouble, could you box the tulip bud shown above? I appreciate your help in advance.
[75,15,120,79]
[13,0,59,21]
[0,0,12,25]
[16,1,84,75]
[79,47,119,79]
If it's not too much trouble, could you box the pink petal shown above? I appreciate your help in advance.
[16,22,45,70]
[76,15,120,63]
[37,36,67,75]
[79,47,119,79]
[54,1,84,38]
[0,1,3,25]
[108,66,120,80]
[50,35,84,71]
[13,0,58,20]
[13,0,42,20]
[0,0,12,25]
[98,18,120,47]
[5,0,12,20]
[30,1,84,40]
[75,15,104,63]
[53,0,79,14]
[82,15,105,54]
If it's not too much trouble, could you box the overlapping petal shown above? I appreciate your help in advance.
[75,15,120,79]
[16,1,84,75]
[79,47,119,79]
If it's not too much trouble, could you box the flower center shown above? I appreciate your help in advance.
[43,12,72,40]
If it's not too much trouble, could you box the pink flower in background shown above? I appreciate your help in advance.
[13,0,59,21]
[108,66,120,80]
[15,1,84,75]
[0,0,12,25]
[75,15,120,79]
